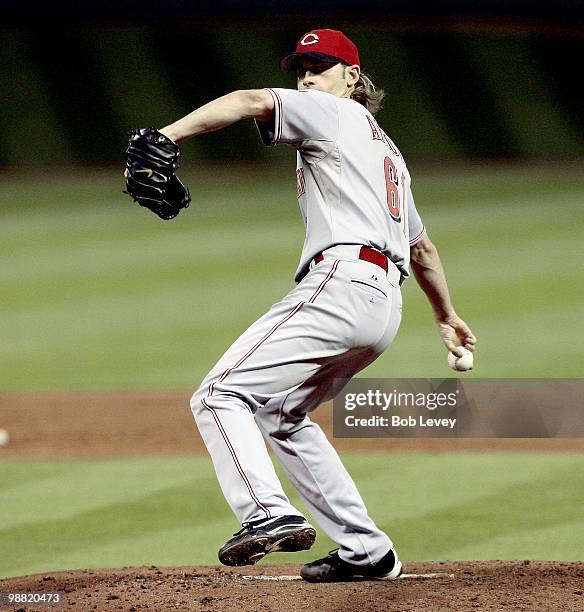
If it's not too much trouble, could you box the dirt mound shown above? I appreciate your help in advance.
[1,562,583,611]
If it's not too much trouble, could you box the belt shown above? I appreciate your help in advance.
[312,245,405,286]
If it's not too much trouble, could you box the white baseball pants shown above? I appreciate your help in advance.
[190,245,403,565]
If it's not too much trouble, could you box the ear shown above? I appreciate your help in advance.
[346,65,360,87]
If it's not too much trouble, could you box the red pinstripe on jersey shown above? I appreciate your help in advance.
[409,226,426,246]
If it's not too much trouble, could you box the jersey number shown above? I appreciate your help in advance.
[384,156,401,222]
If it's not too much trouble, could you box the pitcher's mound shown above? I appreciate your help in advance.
[1,561,583,611]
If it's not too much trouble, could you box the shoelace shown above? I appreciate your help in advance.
[232,523,251,536]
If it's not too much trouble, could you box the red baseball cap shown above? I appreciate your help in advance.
[280,29,360,71]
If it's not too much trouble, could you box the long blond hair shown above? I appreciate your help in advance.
[350,72,385,115]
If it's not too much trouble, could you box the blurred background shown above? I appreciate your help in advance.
[1,1,583,165]
[1,0,583,581]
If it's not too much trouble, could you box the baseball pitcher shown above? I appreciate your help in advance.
[124,29,476,582]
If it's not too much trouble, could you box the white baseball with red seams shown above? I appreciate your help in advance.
[190,87,426,566]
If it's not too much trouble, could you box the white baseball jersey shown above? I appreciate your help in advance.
[256,88,426,281]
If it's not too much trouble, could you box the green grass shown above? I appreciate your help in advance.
[1,163,583,390]
[1,451,582,578]
[1,166,581,581]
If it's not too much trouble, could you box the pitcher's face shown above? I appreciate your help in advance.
[296,58,359,98]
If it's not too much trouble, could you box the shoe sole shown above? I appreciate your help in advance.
[219,527,316,567]
[301,560,404,583]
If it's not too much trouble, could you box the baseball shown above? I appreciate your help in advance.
[0,428,10,446]
[447,347,474,372]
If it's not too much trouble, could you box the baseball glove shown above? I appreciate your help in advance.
[124,127,191,220]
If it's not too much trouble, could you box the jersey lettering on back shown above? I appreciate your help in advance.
[366,115,401,158]
[256,88,426,282]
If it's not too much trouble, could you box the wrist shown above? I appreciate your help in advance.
[158,126,179,144]
[435,308,457,324]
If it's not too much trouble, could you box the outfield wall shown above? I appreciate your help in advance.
[1,24,582,165]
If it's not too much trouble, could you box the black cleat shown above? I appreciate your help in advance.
[218,515,316,567]
[300,548,403,582]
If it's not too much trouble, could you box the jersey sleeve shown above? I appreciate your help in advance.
[405,185,426,246]
[255,88,339,154]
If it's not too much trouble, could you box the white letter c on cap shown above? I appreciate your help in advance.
[300,33,320,46]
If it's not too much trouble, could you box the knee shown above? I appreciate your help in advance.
[189,384,208,420]
[190,381,257,419]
